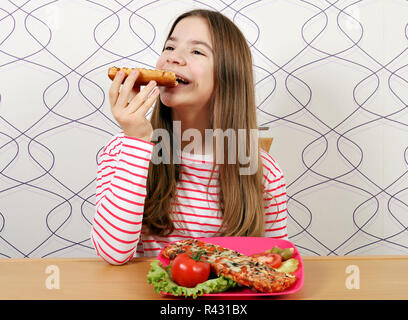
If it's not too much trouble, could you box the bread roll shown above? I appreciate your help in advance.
[108,67,177,87]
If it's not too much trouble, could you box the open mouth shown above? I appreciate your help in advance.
[176,76,190,85]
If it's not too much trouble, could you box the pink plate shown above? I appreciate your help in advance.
[157,237,304,297]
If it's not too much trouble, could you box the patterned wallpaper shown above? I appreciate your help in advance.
[0,0,407,258]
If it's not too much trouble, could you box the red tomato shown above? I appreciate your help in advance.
[171,252,210,288]
[250,252,282,268]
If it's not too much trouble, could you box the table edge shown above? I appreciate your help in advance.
[0,255,407,263]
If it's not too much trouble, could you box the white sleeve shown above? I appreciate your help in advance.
[262,152,288,240]
[91,133,154,265]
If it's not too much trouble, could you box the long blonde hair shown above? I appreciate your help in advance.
[143,9,265,237]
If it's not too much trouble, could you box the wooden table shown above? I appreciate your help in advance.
[0,255,407,300]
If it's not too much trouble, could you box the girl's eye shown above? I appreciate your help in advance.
[192,50,203,55]
[164,46,174,51]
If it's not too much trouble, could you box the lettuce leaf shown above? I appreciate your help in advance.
[147,260,238,299]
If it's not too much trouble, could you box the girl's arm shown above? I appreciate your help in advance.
[262,152,288,240]
[91,133,154,265]
[92,67,158,265]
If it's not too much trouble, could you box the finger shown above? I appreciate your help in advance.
[116,69,140,108]
[109,70,126,108]
[127,80,157,113]
[128,87,141,103]
[135,86,160,116]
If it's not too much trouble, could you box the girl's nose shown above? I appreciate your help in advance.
[166,52,186,65]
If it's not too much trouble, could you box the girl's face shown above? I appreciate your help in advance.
[156,16,214,112]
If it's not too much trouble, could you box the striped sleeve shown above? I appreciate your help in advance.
[261,151,288,240]
[91,133,154,265]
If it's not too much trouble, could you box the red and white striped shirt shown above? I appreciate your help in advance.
[91,133,288,265]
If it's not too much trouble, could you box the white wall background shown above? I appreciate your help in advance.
[0,0,407,258]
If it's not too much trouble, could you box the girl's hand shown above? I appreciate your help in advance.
[109,69,160,142]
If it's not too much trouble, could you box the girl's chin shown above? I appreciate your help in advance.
[159,92,187,109]
[159,95,175,107]
[159,97,182,109]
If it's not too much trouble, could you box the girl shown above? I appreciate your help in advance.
[91,9,288,265]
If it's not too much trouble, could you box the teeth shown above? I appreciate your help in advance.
[176,76,189,84]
